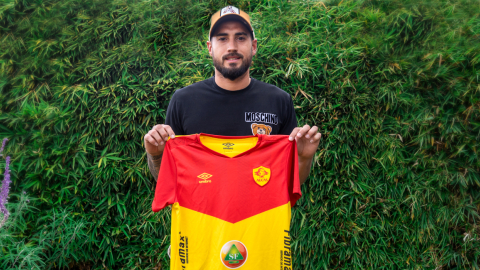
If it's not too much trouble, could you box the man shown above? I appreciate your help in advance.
[144,6,321,185]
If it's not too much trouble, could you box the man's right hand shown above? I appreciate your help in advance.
[144,124,176,156]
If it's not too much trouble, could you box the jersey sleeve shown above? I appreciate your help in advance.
[288,140,302,206]
[152,142,177,212]
[278,95,298,135]
[165,91,185,135]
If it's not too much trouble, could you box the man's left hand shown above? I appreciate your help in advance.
[289,125,321,160]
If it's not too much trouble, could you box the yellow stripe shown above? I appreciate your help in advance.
[170,202,293,269]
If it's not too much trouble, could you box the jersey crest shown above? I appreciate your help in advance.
[253,166,271,186]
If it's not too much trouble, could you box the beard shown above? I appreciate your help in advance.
[212,50,252,81]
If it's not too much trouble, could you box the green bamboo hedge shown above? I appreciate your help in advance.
[0,0,479,269]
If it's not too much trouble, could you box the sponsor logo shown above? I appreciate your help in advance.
[280,230,292,269]
[220,240,248,269]
[245,112,278,125]
[197,173,212,183]
[221,6,239,16]
[179,233,189,266]
[253,166,271,186]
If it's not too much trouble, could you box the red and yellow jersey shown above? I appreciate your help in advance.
[152,133,301,270]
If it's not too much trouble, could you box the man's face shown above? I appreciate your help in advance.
[207,20,257,81]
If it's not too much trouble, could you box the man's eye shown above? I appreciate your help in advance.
[219,37,226,41]
[238,36,246,40]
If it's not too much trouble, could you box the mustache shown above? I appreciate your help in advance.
[222,53,244,60]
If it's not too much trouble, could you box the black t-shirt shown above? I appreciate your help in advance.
[165,76,297,136]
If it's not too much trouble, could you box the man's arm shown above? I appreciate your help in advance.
[144,124,176,181]
[298,155,314,185]
[289,125,322,185]
[147,152,163,181]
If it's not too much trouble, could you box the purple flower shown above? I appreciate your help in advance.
[0,138,6,149]
[0,138,11,228]
[0,138,8,156]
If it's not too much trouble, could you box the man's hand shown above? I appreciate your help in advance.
[144,124,176,156]
[289,125,321,159]
[289,125,322,184]
[144,124,176,181]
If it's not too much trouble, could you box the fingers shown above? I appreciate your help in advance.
[310,132,322,144]
[164,125,176,139]
[145,124,175,147]
[289,124,321,143]
[295,125,311,139]
[144,132,159,147]
[289,125,310,141]
[156,124,177,145]
[289,127,301,141]
[305,126,318,139]
[156,126,170,145]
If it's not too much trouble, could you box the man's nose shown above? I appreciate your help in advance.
[226,37,238,52]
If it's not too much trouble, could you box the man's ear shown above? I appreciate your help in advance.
[207,40,213,57]
[252,38,258,57]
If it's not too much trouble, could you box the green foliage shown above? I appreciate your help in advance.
[0,0,479,269]
[0,191,91,269]
[0,192,45,270]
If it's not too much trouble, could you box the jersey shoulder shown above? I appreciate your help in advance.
[166,135,197,150]
[261,134,292,146]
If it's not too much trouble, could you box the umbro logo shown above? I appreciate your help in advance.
[198,173,212,183]
[223,142,234,150]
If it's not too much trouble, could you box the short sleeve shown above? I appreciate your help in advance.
[165,91,185,135]
[152,142,178,212]
[278,95,297,135]
[288,140,302,206]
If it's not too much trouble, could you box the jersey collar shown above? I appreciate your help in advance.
[195,133,263,159]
